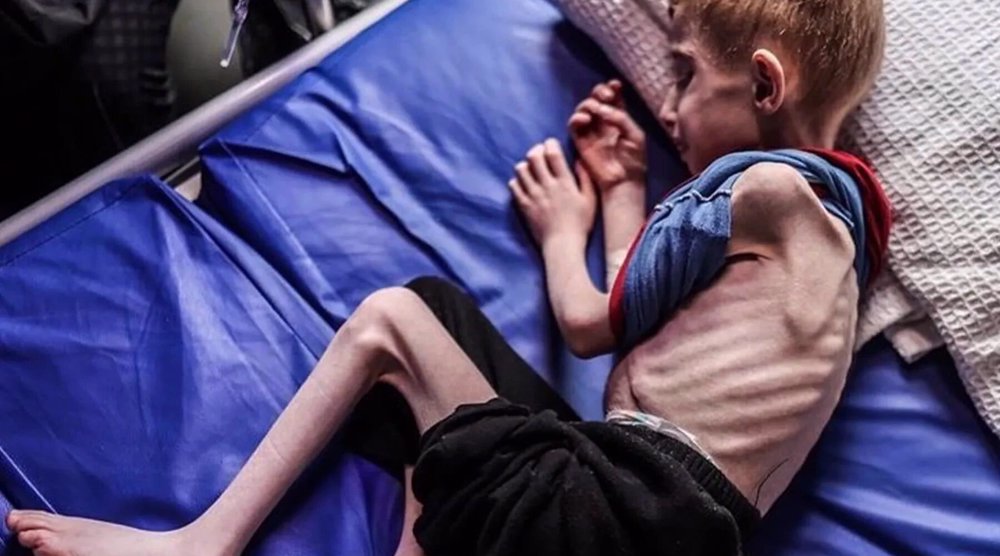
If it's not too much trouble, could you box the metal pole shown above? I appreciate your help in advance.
[0,0,407,247]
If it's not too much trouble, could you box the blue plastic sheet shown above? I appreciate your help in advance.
[197,0,1000,553]
[1,0,998,553]
[198,0,686,420]
[0,177,401,555]
[754,338,1000,554]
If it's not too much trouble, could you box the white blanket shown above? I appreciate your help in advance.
[559,0,1000,436]
[848,0,1000,436]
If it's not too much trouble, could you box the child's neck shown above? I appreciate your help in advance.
[759,111,840,151]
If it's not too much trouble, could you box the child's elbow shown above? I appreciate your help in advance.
[562,316,614,359]
[566,337,603,359]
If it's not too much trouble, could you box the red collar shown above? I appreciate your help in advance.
[802,148,893,286]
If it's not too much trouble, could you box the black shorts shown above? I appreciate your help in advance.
[342,277,758,555]
[413,398,759,556]
[340,276,578,474]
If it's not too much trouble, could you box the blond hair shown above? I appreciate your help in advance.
[672,0,885,119]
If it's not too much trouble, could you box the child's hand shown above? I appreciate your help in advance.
[569,79,647,193]
[510,139,597,249]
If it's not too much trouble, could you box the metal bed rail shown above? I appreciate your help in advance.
[0,0,407,247]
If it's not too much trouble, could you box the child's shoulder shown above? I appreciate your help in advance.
[728,155,856,261]
[731,160,824,223]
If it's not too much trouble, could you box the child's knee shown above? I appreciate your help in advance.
[344,287,423,358]
[354,287,421,329]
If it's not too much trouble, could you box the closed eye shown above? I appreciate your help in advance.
[668,50,694,89]
[675,67,693,88]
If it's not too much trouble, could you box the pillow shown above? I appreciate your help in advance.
[840,0,1000,437]
[555,0,673,113]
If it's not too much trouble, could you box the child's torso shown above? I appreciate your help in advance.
[605,209,858,514]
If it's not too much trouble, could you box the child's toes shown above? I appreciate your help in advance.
[526,144,548,178]
[543,139,570,176]
[8,511,56,533]
[18,529,53,549]
[514,162,537,193]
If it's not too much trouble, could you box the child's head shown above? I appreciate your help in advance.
[660,0,885,172]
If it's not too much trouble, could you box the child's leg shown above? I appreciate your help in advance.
[343,276,580,477]
[6,287,496,556]
[393,467,424,556]
[404,276,579,420]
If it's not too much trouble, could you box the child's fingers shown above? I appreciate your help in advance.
[591,83,612,102]
[514,162,539,196]
[568,111,592,131]
[543,139,571,178]
[600,105,643,141]
[592,80,625,108]
[576,98,605,118]
[607,79,626,108]
[580,99,643,143]
[573,97,597,120]
[591,82,618,104]
[575,161,596,199]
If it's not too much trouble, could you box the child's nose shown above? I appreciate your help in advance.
[658,104,678,133]
[657,89,679,130]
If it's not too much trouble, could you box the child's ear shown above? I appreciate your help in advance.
[751,49,786,114]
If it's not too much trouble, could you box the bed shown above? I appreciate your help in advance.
[1,0,998,554]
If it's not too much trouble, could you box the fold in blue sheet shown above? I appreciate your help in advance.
[2,177,998,555]
[0,0,998,555]
[197,0,662,419]
[0,177,401,555]
[196,0,1000,553]
[755,338,1000,554]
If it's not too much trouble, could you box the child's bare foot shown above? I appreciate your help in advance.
[6,510,210,556]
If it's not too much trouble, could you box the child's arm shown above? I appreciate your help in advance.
[569,80,648,288]
[510,140,615,358]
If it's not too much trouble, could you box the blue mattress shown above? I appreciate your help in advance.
[1,0,998,554]
[0,177,402,555]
